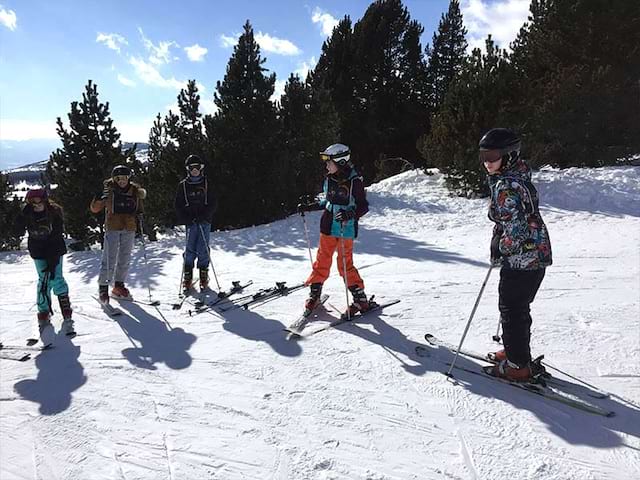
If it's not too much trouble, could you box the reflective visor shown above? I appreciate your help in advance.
[479,149,503,163]
[319,153,332,162]
[187,163,203,171]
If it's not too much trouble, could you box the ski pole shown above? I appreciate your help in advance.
[198,223,221,291]
[137,215,158,305]
[177,227,189,297]
[300,211,314,268]
[446,265,494,377]
[339,223,351,320]
[492,318,501,343]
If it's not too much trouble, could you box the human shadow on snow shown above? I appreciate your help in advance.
[113,301,196,370]
[197,302,303,358]
[14,332,87,415]
[334,313,640,450]
[64,237,174,291]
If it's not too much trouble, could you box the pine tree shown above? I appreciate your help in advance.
[204,20,280,227]
[145,80,206,234]
[509,0,640,167]
[421,37,512,195]
[277,74,339,207]
[349,0,429,181]
[0,173,22,250]
[46,80,138,246]
[424,0,468,112]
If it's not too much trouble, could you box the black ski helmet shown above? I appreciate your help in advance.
[111,164,131,178]
[320,143,351,167]
[479,128,521,169]
[185,154,205,173]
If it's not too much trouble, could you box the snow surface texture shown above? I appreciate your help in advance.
[1,166,639,480]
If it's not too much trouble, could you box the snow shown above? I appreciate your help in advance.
[1,166,639,480]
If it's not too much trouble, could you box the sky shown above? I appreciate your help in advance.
[0,0,530,143]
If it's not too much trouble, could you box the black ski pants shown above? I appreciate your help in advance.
[498,267,546,367]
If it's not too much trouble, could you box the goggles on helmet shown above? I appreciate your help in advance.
[320,153,350,166]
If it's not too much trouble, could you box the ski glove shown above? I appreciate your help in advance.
[335,209,356,222]
[297,202,320,214]
[490,231,502,265]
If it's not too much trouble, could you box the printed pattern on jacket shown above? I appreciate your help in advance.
[488,159,552,270]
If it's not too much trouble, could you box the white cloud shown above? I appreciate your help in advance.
[0,4,16,31]
[255,32,301,56]
[138,27,178,65]
[0,119,57,140]
[461,0,529,52]
[220,33,239,48]
[129,56,185,90]
[96,32,128,53]
[295,56,317,80]
[184,43,208,62]
[117,120,155,142]
[117,74,136,87]
[200,98,217,116]
[271,79,287,103]
[312,7,338,36]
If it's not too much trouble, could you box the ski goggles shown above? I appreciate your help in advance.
[479,149,503,164]
[28,196,44,204]
[186,163,204,172]
[113,175,130,182]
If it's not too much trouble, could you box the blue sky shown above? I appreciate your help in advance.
[0,0,530,143]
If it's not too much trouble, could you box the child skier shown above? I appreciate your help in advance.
[479,128,552,381]
[90,165,146,304]
[297,143,371,317]
[174,154,217,292]
[14,188,75,339]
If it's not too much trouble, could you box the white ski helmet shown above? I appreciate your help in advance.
[320,143,351,167]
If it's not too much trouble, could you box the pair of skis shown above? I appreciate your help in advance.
[416,334,614,417]
[218,282,306,312]
[186,280,254,315]
[284,297,401,338]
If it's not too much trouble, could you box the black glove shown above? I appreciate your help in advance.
[490,232,502,265]
[297,203,318,214]
[43,256,60,280]
[335,209,356,222]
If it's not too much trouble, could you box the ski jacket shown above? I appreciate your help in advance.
[90,180,146,232]
[319,168,368,239]
[14,202,67,260]
[487,159,552,270]
[174,176,217,225]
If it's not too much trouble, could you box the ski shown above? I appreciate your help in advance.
[187,280,254,316]
[284,294,330,337]
[219,282,305,312]
[414,346,614,417]
[92,296,123,317]
[115,297,161,307]
[1,342,52,352]
[172,284,202,310]
[303,299,401,337]
[0,352,31,362]
[423,334,609,399]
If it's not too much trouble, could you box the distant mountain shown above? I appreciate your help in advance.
[2,142,149,185]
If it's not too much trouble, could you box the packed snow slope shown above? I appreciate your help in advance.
[1,166,639,480]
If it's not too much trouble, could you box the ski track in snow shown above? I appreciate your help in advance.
[1,166,640,479]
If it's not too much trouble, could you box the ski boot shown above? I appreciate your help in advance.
[98,284,110,305]
[304,283,323,314]
[58,294,76,337]
[199,268,209,292]
[182,267,194,293]
[487,349,507,362]
[483,359,533,382]
[343,286,374,319]
[37,312,55,346]
[112,281,132,300]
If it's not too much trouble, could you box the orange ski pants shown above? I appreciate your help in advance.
[305,233,364,289]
